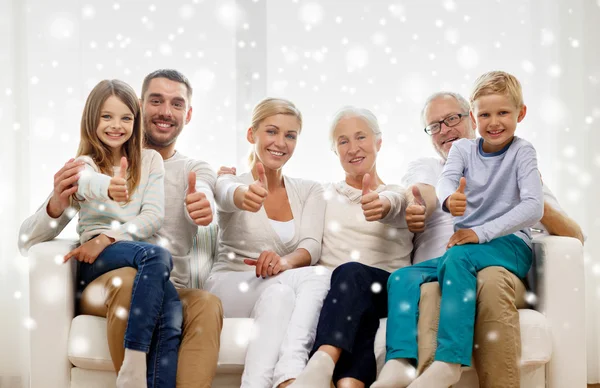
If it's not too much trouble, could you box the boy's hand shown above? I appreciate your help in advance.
[186,172,213,226]
[360,173,390,222]
[446,177,467,216]
[406,186,427,232]
[218,166,237,176]
[63,234,113,264]
[447,228,479,248]
[109,157,129,202]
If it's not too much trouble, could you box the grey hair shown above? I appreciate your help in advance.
[420,92,470,127]
[329,106,382,151]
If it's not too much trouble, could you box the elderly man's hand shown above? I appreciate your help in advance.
[446,177,467,216]
[406,186,427,232]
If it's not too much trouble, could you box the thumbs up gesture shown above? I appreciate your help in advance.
[186,172,213,226]
[360,173,390,222]
[406,186,427,232]
[241,162,269,212]
[108,157,129,202]
[446,177,467,216]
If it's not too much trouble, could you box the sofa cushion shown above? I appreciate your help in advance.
[69,309,552,372]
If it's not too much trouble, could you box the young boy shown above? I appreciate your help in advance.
[373,71,544,388]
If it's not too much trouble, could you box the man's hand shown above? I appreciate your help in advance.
[108,157,129,202]
[186,172,213,226]
[446,177,467,216]
[447,228,479,248]
[47,158,85,218]
[360,173,390,222]
[244,250,290,278]
[63,234,113,264]
[406,186,427,232]
[238,162,268,212]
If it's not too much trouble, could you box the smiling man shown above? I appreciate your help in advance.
[397,91,584,387]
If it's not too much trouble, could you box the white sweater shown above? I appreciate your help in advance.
[318,181,413,273]
[74,149,165,244]
[212,172,326,273]
[18,150,217,289]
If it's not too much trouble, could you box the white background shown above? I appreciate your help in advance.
[1,0,599,385]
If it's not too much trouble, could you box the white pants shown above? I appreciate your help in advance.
[205,266,331,388]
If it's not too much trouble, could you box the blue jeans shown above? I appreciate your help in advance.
[386,234,532,366]
[79,241,182,388]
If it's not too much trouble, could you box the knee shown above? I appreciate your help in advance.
[259,284,295,305]
[331,262,369,289]
[144,245,173,273]
[183,290,224,325]
[166,296,184,334]
[387,266,421,292]
[476,267,517,307]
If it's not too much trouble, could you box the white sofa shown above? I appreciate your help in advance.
[27,226,586,388]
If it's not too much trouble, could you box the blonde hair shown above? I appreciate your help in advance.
[248,97,302,164]
[329,106,382,151]
[76,79,142,199]
[470,71,524,108]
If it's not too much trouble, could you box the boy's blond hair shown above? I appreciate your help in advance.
[470,71,524,108]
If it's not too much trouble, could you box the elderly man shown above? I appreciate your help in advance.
[19,69,223,388]
[397,91,583,387]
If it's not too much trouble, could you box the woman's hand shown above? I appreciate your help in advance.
[234,163,268,212]
[63,234,114,264]
[360,173,390,221]
[244,250,289,278]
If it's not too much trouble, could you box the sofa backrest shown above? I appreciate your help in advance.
[190,224,219,289]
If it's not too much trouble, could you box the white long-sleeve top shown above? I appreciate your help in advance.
[18,150,217,289]
[73,149,165,244]
[211,172,326,273]
[317,181,413,273]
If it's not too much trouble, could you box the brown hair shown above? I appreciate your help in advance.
[470,70,524,108]
[248,98,302,164]
[76,79,142,197]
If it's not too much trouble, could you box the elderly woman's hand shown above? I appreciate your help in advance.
[360,173,391,221]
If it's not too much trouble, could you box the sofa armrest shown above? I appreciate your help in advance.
[28,239,78,388]
[533,235,586,388]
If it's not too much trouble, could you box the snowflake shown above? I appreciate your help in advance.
[328,220,341,233]
[217,3,244,30]
[179,5,194,19]
[486,330,498,341]
[111,220,121,230]
[522,60,535,74]
[115,307,128,320]
[24,317,37,330]
[399,302,410,312]
[371,282,382,293]
[238,281,249,293]
[350,250,360,261]
[346,46,369,72]
[49,17,75,39]
[112,276,123,287]
[540,28,554,46]
[443,0,457,11]
[456,46,479,69]
[299,3,324,26]
[127,224,138,234]
[525,292,538,305]
[14,291,22,299]
[20,234,29,243]
[82,5,95,19]
[314,265,327,276]
[71,336,90,354]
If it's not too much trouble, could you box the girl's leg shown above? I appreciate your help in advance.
[146,280,183,388]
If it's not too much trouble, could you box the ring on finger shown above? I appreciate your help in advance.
[268,263,274,267]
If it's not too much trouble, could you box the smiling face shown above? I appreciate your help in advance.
[142,77,192,149]
[425,95,475,160]
[95,95,135,154]
[248,113,300,170]
[471,93,527,153]
[333,116,381,178]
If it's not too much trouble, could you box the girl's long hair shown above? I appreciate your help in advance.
[76,79,142,197]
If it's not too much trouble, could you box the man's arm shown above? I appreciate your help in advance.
[540,201,584,244]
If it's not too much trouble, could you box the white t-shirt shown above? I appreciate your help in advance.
[402,157,563,264]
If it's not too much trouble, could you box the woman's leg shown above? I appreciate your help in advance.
[272,266,331,387]
[290,262,390,388]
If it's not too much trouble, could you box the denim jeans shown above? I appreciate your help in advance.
[79,241,183,388]
[386,234,532,367]
[311,262,391,386]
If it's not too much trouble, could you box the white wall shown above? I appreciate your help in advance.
[1,0,598,384]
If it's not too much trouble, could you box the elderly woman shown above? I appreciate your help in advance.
[289,107,414,388]
[206,97,330,388]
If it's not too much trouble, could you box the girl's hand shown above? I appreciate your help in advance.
[109,157,129,202]
[244,250,289,278]
[64,234,114,264]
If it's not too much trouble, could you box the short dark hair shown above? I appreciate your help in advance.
[141,69,193,101]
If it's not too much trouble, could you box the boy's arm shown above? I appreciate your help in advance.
[471,145,544,243]
[103,153,165,242]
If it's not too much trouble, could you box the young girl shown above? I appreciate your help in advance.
[63,79,182,388]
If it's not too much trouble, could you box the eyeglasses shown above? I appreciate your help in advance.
[423,113,468,135]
